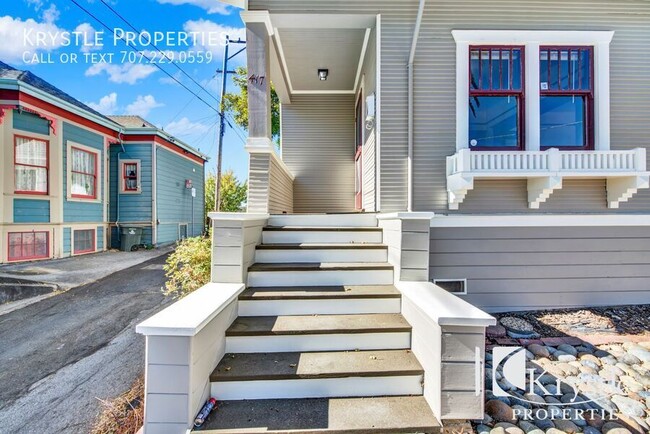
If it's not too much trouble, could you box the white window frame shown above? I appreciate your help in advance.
[66,141,101,203]
[452,30,614,152]
[119,159,142,194]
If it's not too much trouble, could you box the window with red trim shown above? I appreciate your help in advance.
[8,231,49,261]
[540,46,593,149]
[73,229,95,254]
[70,147,97,199]
[123,162,139,192]
[14,135,48,194]
[469,46,525,150]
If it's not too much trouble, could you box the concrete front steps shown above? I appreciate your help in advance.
[200,214,440,433]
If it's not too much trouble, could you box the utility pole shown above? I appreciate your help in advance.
[214,35,246,212]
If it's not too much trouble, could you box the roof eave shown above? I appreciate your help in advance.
[219,0,247,9]
[121,127,209,161]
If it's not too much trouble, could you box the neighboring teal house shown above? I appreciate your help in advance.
[108,115,207,248]
[0,61,207,264]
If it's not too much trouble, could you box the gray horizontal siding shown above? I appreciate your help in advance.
[281,95,357,213]
[269,156,294,214]
[430,226,650,312]
[253,0,650,213]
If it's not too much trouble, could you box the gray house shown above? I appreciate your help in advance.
[136,1,650,432]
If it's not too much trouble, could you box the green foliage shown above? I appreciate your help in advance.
[163,233,212,298]
[223,66,281,140]
[205,169,248,215]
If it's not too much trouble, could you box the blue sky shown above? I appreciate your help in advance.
[0,0,249,181]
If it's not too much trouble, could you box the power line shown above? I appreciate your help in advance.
[69,0,222,117]
[98,0,221,106]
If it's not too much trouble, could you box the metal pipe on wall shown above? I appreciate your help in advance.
[407,0,426,212]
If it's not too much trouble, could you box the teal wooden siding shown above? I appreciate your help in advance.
[13,199,50,223]
[109,144,153,223]
[63,227,71,255]
[62,122,104,223]
[97,226,104,250]
[13,110,50,135]
[156,147,205,245]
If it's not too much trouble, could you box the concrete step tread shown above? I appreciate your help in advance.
[239,285,400,300]
[264,227,382,232]
[256,243,387,250]
[196,396,440,433]
[210,350,422,382]
[249,263,393,272]
[226,314,410,336]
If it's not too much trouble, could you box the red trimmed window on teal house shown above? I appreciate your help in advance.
[14,135,49,195]
[73,229,95,255]
[123,161,139,192]
[70,147,98,199]
[8,231,49,261]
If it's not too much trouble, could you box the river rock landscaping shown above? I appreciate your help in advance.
[478,307,650,434]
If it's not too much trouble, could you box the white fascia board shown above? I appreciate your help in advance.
[241,10,274,36]
[452,30,614,45]
[219,0,247,9]
[431,214,650,228]
[377,212,435,220]
[136,282,245,336]
[270,14,376,30]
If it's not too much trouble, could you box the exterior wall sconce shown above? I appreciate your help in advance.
[318,69,328,81]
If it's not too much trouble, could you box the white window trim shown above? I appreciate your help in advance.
[452,30,614,152]
[66,141,101,203]
[119,159,142,194]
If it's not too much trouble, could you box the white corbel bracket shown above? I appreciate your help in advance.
[447,173,474,210]
[528,176,563,209]
[607,175,650,209]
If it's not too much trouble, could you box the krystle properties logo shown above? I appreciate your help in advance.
[492,347,620,421]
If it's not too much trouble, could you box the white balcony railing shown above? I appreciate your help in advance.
[446,148,649,209]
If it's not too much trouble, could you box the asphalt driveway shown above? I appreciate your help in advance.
[0,254,172,433]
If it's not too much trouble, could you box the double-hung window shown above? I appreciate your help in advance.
[469,46,524,150]
[15,135,48,194]
[69,145,98,200]
[120,160,141,194]
[540,47,593,149]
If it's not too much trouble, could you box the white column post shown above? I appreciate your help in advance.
[525,43,541,151]
[594,41,611,151]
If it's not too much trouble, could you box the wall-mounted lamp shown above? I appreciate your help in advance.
[318,69,329,81]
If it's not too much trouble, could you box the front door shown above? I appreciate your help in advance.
[354,93,363,210]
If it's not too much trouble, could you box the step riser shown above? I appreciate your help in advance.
[247,269,393,287]
[210,375,423,400]
[238,298,401,316]
[226,332,411,353]
[268,214,378,228]
[262,231,382,245]
[255,249,388,264]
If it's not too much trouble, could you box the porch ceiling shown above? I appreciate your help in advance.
[276,28,367,92]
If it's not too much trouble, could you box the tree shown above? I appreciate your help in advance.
[223,66,281,141]
[205,170,247,218]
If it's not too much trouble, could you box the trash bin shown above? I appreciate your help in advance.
[120,227,143,251]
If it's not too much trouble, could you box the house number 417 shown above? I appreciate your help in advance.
[248,74,266,85]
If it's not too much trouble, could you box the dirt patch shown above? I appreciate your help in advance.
[494,305,650,338]
[91,376,144,434]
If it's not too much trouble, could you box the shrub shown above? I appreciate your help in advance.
[163,233,212,298]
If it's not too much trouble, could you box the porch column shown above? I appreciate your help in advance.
[241,11,277,213]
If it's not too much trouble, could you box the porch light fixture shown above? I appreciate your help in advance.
[318,69,328,81]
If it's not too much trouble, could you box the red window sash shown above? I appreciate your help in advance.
[73,229,96,254]
[539,46,594,150]
[469,45,526,151]
[70,147,98,199]
[122,162,139,192]
[7,231,49,261]
[14,134,49,196]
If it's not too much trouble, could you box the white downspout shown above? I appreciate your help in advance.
[407,0,426,212]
